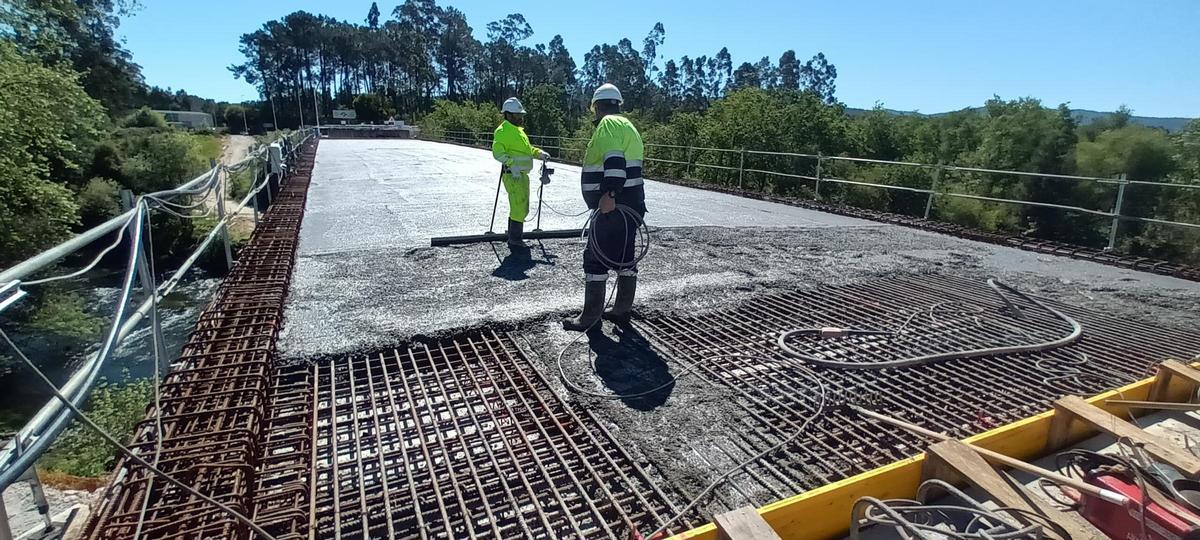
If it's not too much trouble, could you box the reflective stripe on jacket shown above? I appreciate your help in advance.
[492,121,539,177]
[581,115,645,213]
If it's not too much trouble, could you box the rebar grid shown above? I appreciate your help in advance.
[635,274,1200,511]
[83,142,319,540]
[254,329,696,540]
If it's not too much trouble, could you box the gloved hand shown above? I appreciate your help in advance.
[537,150,550,160]
[599,193,616,214]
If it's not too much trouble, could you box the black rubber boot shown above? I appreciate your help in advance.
[507,219,526,248]
[603,275,637,324]
[562,280,606,331]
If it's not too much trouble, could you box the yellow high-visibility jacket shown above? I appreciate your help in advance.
[492,121,542,222]
[582,114,645,213]
[492,121,540,179]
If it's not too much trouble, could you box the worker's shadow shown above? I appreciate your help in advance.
[490,242,557,281]
[588,324,674,411]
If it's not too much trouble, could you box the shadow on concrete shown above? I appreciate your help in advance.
[588,324,674,410]
[490,241,557,281]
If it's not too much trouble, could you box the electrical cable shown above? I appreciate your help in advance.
[22,211,138,286]
[855,497,1068,539]
[0,327,277,540]
[644,357,826,539]
[133,208,166,540]
[777,279,1083,369]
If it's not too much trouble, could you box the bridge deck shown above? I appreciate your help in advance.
[88,138,1200,540]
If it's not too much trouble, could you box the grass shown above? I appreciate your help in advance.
[191,133,224,164]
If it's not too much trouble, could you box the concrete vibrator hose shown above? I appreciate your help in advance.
[776,278,1083,369]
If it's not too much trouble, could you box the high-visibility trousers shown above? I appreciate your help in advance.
[502,173,530,222]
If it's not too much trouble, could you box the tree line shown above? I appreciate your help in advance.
[230,1,838,129]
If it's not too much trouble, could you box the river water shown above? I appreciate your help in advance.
[0,276,219,429]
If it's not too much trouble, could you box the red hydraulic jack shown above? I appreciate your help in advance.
[430,160,584,247]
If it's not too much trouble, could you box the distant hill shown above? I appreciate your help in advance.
[845,106,1193,133]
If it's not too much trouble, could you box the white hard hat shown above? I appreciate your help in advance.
[591,84,623,105]
[501,97,526,114]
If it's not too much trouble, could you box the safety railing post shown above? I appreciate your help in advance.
[251,163,260,227]
[925,161,945,219]
[120,188,168,374]
[815,153,824,198]
[686,147,694,179]
[19,467,51,532]
[1107,173,1128,251]
[738,149,746,189]
[211,160,234,270]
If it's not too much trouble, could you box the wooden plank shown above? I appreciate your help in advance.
[714,507,782,540]
[1150,360,1200,401]
[923,440,1099,540]
[1051,394,1200,476]
[1105,399,1200,411]
[670,360,1199,540]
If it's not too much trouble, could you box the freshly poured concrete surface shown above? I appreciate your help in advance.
[279,139,1200,359]
[296,139,871,256]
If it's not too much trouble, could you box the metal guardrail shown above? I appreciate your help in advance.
[432,129,1200,250]
[0,129,315,536]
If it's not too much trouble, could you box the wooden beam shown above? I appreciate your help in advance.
[1150,360,1200,402]
[1049,395,1200,476]
[714,507,781,540]
[923,440,1098,539]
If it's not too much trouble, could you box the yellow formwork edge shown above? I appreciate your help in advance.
[669,362,1198,540]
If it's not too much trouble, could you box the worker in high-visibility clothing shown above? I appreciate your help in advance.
[563,84,646,331]
[492,97,549,248]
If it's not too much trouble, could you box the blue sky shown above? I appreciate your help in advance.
[117,0,1198,117]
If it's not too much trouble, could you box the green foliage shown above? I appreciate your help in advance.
[89,141,125,184]
[77,178,122,229]
[352,93,394,123]
[228,168,254,201]
[419,100,502,141]
[40,378,153,478]
[116,131,209,192]
[520,84,567,141]
[223,105,249,132]
[1,0,144,115]
[26,289,104,342]
[0,41,107,265]
[124,107,168,128]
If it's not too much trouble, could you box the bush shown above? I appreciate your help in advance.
[77,178,122,229]
[89,141,125,185]
[124,107,168,129]
[419,100,502,141]
[40,378,153,477]
[118,131,208,193]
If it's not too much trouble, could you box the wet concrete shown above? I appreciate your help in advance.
[282,138,1200,358]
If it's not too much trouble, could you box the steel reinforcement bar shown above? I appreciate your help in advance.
[82,140,319,540]
[250,329,700,540]
[635,274,1200,512]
